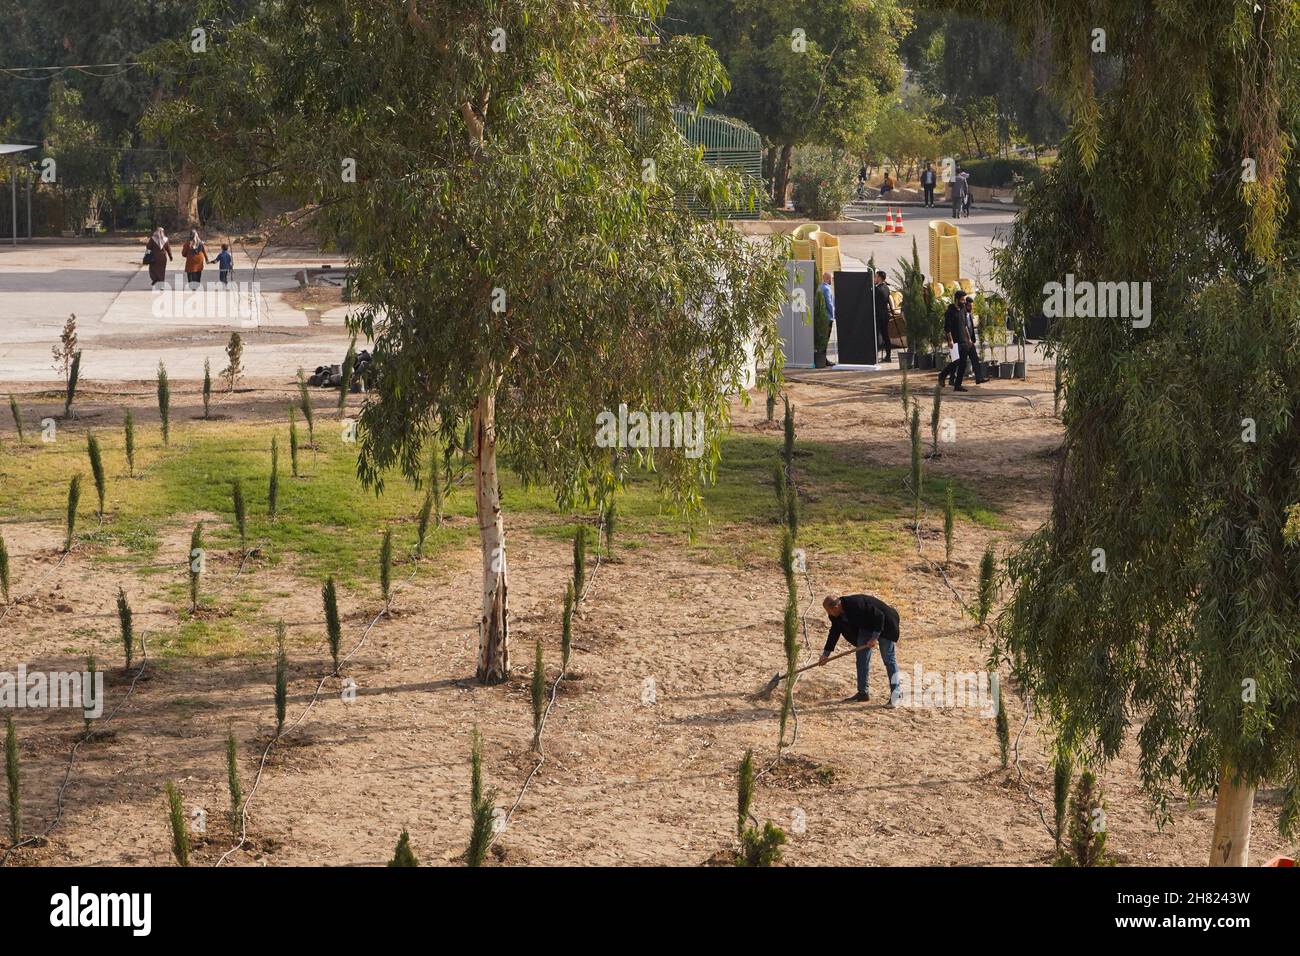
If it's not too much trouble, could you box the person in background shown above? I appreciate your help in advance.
[963,296,987,384]
[817,593,901,705]
[181,230,210,289]
[215,243,234,286]
[921,162,937,207]
[939,289,971,390]
[145,226,172,290]
[819,271,836,366]
[873,269,894,363]
[960,170,973,218]
[880,171,894,198]
[951,169,969,220]
[857,163,868,200]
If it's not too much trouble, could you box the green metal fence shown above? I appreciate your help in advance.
[672,109,764,221]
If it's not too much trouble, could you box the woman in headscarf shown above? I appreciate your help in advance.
[181,229,210,289]
[146,227,172,288]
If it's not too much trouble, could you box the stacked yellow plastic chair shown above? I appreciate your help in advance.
[792,223,820,271]
[816,231,842,274]
[928,220,961,286]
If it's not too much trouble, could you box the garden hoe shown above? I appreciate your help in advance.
[755,642,872,700]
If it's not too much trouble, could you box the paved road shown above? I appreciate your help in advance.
[0,241,356,383]
[836,206,1017,288]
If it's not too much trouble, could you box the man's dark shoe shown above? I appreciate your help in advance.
[954,385,969,392]
[846,691,870,702]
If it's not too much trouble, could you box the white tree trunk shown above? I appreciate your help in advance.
[474,389,509,683]
[1209,765,1255,866]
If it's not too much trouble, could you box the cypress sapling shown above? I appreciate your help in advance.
[268,435,280,518]
[530,639,545,751]
[415,489,434,559]
[323,577,342,672]
[0,532,9,604]
[995,680,1009,769]
[232,479,247,553]
[87,433,106,518]
[123,409,135,477]
[782,395,795,476]
[930,380,942,456]
[63,350,81,418]
[5,715,19,844]
[561,582,574,670]
[223,332,243,392]
[226,729,243,829]
[977,546,996,625]
[572,526,586,599]
[297,368,315,448]
[8,395,23,443]
[116,587,133,669]
[156,362,170,446]
[467,727,497,867]
[289,406,300,478]
[943,483,955,566]
[188,521,204,613]
[274,622,288,736]
[83,655,96,737]
[202,358,212,419]
[1053,753,1073,850]
[379,528,392,609]
[737,748,754,837]
[603,498,616,556]
[909,402,922,527]
[388,829,418,866]
[164,780,189,866]
[64,474,81,553]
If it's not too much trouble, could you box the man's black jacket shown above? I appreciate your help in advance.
[823,594,900,657]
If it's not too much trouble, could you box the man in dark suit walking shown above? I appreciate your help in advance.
[818,593,901,704]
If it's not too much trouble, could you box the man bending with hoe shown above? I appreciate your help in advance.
[818,594,900,704]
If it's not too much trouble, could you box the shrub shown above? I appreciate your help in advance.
[737,821,787,867]
[388,829,418,866]
[222,332,243,392]
[960,157,1042,190]
[791,147,854,220]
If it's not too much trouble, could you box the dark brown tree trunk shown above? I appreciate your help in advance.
[773,143,794,209]
[177,154,200,228]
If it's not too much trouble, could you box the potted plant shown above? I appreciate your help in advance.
[981,293,1012,378]
[1010,309,1027,378]
[895,240,928,373]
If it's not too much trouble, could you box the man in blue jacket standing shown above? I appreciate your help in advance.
[817,593,900,704]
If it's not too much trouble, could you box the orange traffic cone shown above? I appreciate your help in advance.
[883,209,896,234]
[894,207,905,234]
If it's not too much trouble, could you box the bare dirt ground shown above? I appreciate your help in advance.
[0,369,1291,867]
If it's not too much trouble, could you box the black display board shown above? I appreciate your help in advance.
[832,270,878,365]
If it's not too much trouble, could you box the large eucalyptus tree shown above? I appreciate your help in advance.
[148,0,787,683]
[959,0,1300,864]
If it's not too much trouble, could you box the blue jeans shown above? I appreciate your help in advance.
[854,636,899,695]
